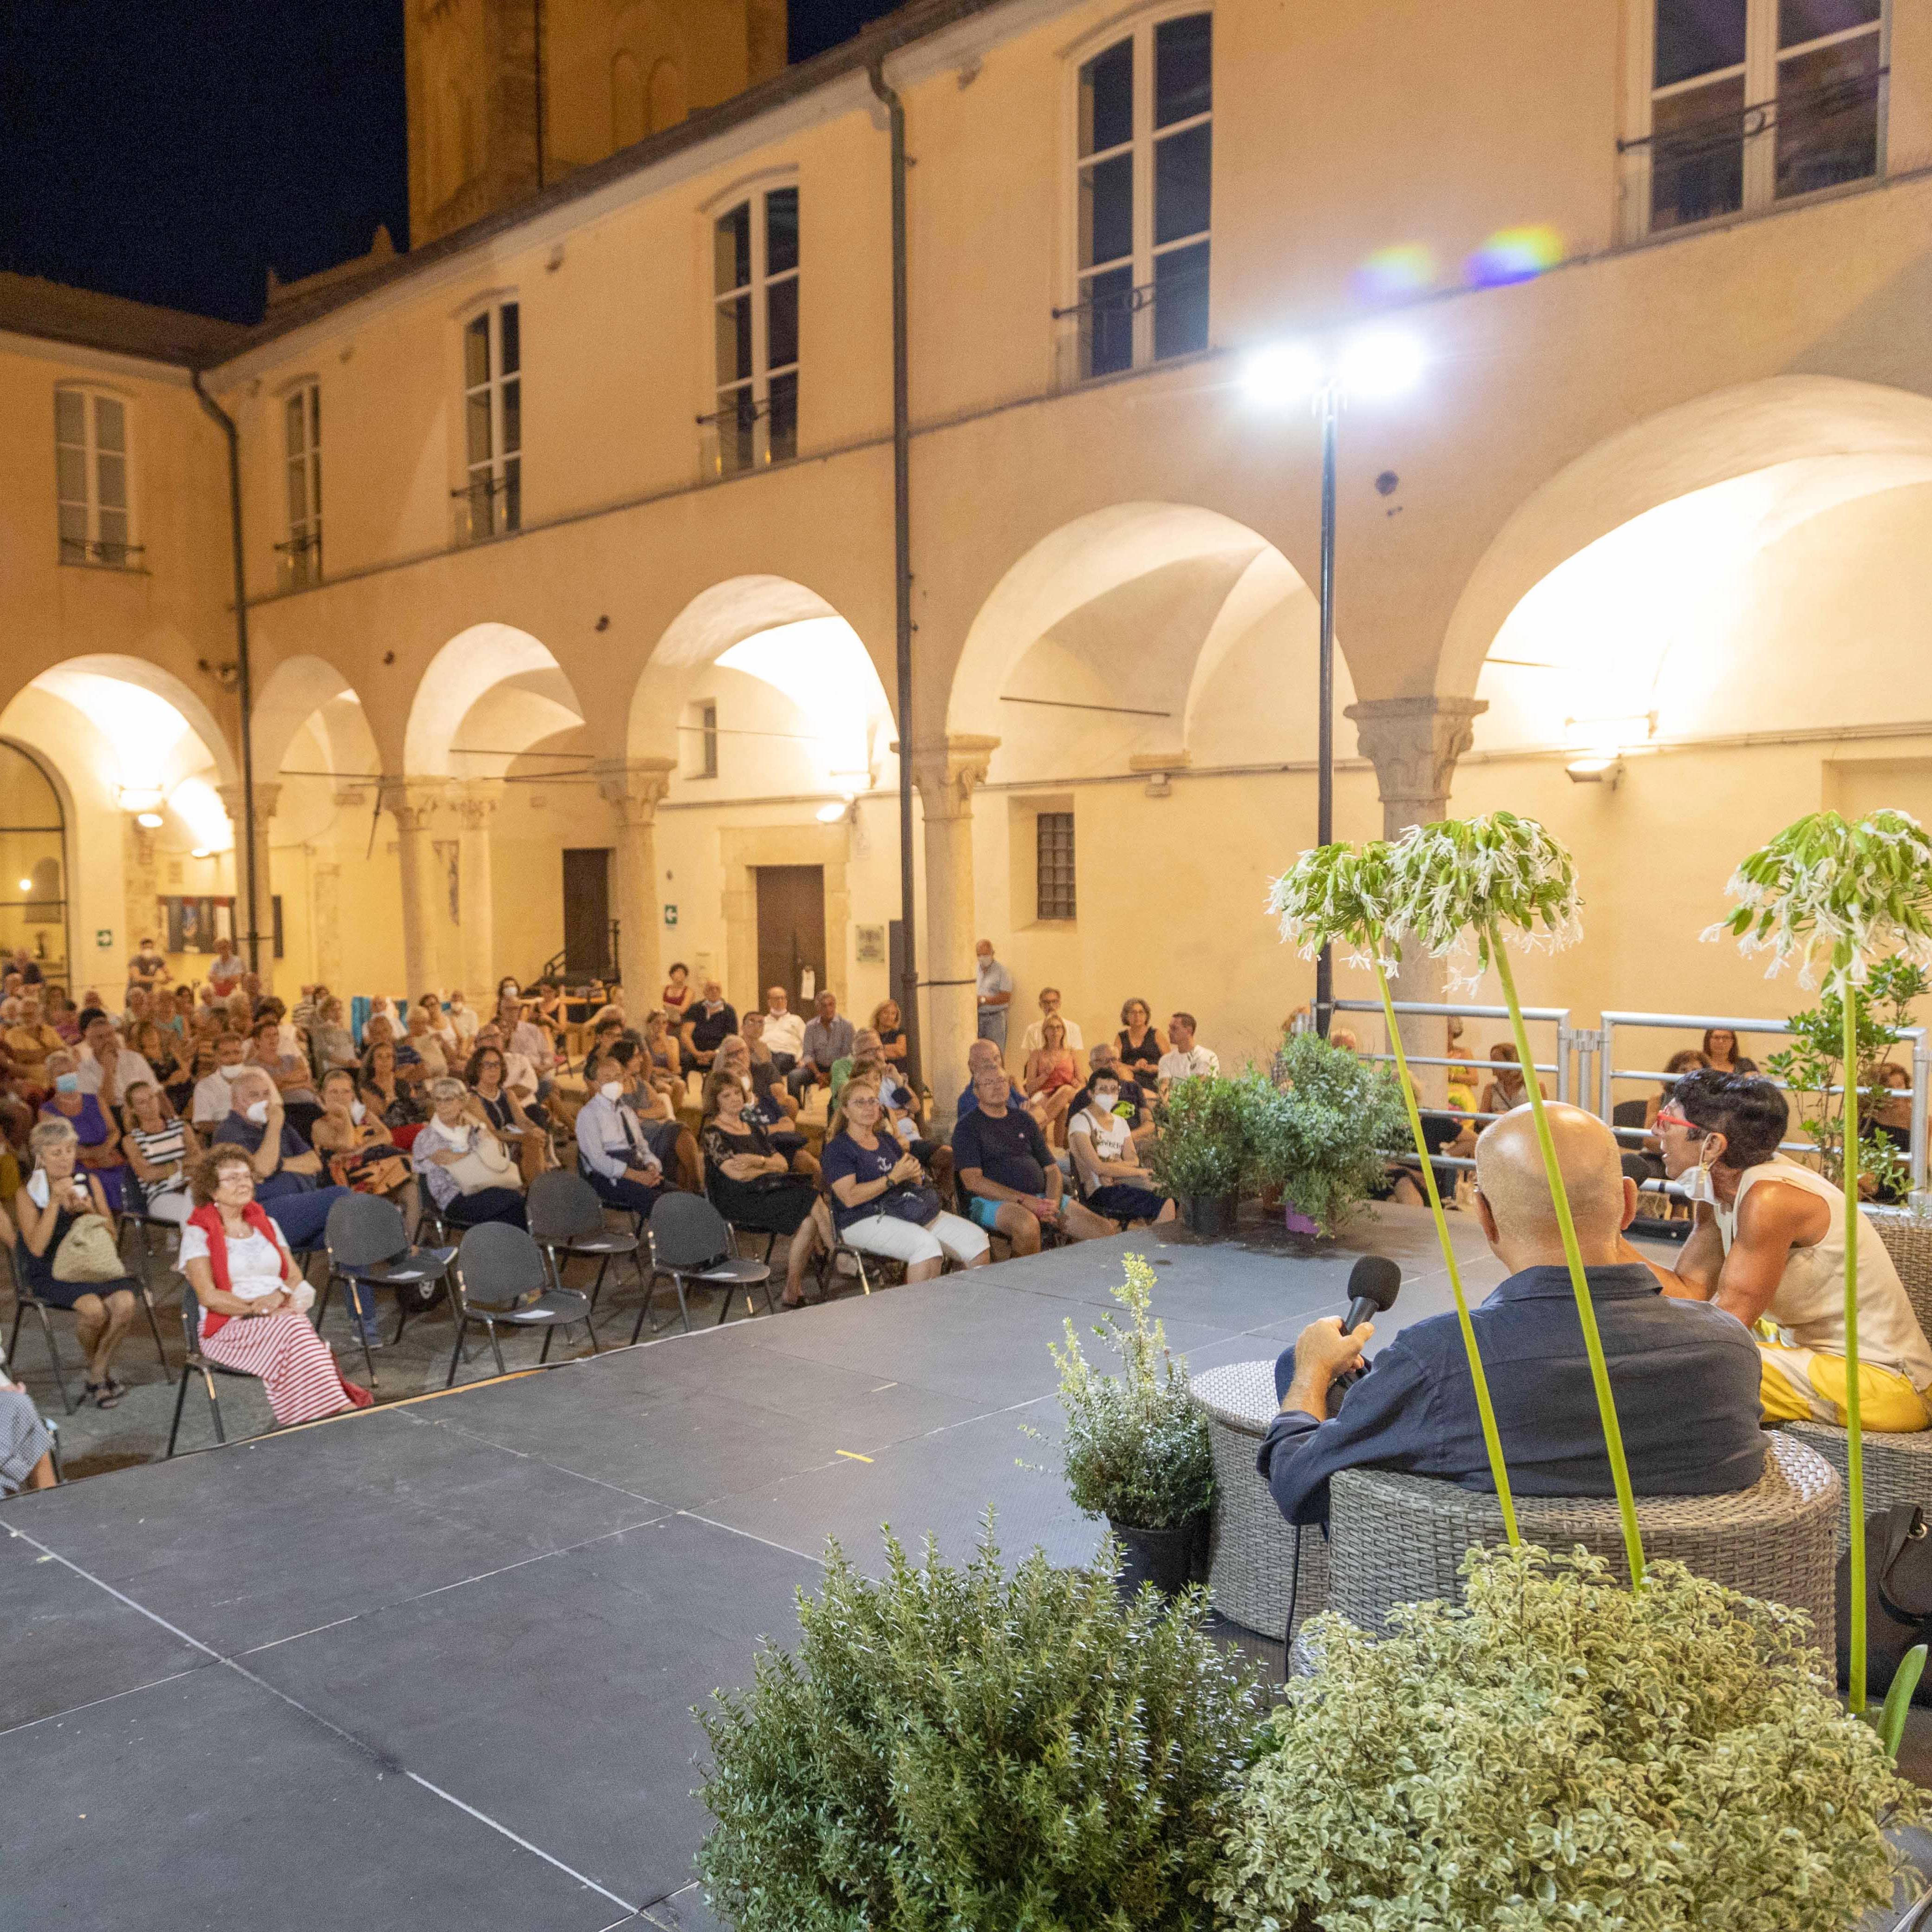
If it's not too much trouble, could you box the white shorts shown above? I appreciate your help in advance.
[840,1209,988,1268]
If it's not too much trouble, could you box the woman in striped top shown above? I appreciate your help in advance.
[121,1080,199,1224]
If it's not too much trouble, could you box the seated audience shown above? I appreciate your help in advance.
[1018,986,1084,1055]
[0,1327,57,1493]
[1481,1042,1546,1117]
[121,1080,198,1223]
[661,960,692,1019]
[501,999,557,1098]
[180,1145,371,1421]
[5,992,63,1084]
[575,1051,674,1215]
[1641,1048,1710,1151]
[46,987,79,1044]
[402,1005,450,1081]
[638,1009,685,1094]
[417,991,458,1059]
[1702,1027,1757,1077]
[207,939,243,994]
[248,1012,323,1142]
[680,979,738,1072]
[952,1063,1116,1255]
[413,1077,528,1230]
[1260,1104,1767,1526]
[76,1006,158,1110]
[1116,998,1166,1084]
[1068,1042,1154,1139]
[213,1067,352,1257]
[310,996,359,1076]
[829,1029,884,1110]
[1640,1069,1932,1432]
[311,1067,412,1206]
[39,1050,127,1210]
[129,1019,183,1100]
[607,1039,700,1190]
[12,1118,144,1406]
[448,987,484,1045]
[192,1031,248,1127]
[700,1069,822,1306]
[724,1027,816,1181]
[870,999,908,1067]
[365,1013,426,1092]
[359,1037,424,1132]
[170,1039,214,1119]
[791,988,855,1097]
[822,1080,989,1282]
[761,987,806,1070]
[464,1044,552,1186]
[1022,1013,1081,1146]
[956,1037,1031,1122]
[1067,1069,1175,1228]
[1157,1012,1219,1095]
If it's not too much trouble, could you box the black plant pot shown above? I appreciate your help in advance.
[1111,1513,1208,1597]
[1184,1193,1241,1239]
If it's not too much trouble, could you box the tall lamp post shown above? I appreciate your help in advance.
[1245,327,1424,1035]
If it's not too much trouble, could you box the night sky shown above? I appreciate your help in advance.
[0,0,899,325]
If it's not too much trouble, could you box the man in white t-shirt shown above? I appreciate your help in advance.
[1157,1011,1220,1098]
[447,990,481,1043]
[761,987,806,1067]
[1017,986,1084,1056]
[76,1009,158,1106]
[193,1032,250,1126]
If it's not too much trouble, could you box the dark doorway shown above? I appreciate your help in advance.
[756,865,826,1005]
[562,848,613,979]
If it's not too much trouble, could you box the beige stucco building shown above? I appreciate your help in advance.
[4,0,1932,1108]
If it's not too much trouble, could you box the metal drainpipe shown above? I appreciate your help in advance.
[868,56,921,1097]
[190,370,262,975]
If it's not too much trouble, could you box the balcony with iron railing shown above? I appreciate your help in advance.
[58,535,145,571]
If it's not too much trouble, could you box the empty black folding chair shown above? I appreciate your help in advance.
[317,1194,457,1387]
[526,1169,640,1319]
[447,1221,594,1387]
[639,1194,773,1342]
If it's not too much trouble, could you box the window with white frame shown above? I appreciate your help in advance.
[709,185,798,476]
[1036,811,1077,921]
[278,383,321,588]
[54,387,137,568]
[1069,10,1211,381]
[459,301,521,540]
[1635,0,1885,235]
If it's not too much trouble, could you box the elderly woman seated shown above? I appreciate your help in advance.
[700,1069,822,1306]
[463,1042,552,1186]
[38,1048,127,1211]
[12,1117,145,1407]
[411,1077,529,1229]
[121,1078,200,1223]
[179,1145,372,1424]
[311,1067,414,1209]
[716,1030,816,1183]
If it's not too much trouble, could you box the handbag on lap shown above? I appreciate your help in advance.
[446,1132,525,1196]
[52,1213,127,1283]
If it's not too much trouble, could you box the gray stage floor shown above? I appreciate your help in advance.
[0,1205,1514,1930]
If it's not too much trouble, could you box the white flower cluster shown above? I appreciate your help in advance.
[1267,811,1583,987]
[1708,809,1932,995]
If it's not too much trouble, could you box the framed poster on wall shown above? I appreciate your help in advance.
[161,895,235,954]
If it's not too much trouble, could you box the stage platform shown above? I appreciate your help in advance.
[0,1208,1505,1929]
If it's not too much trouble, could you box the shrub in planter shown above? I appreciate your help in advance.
[1025,1252,1215,1588]
[1149,1072,1248,1213]
[1211,1543,1922,1932]
[696,1519,1269,1932]
[1253,1034,1409,1235]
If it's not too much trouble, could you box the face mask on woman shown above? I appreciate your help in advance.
[244,1100,270,1124]
[53,1072,79,1094]
[600,1080,624,1103]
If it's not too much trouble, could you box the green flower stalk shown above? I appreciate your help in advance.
[1710,809,1932,1717]
[1387,812,1647,1588]
[1269,840,1519,1544]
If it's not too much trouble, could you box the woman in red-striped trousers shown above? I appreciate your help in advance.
[179,1146,371,1426]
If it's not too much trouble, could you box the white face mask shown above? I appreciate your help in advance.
[349,1100,366,1125]
[600,1080,624,1102]
[244,1100,269,1124]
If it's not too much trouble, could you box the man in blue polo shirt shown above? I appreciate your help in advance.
[951,1063,1115,1256]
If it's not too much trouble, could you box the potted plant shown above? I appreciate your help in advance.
[1270,836,1520,1536]
[1211,1542,1924,1932]
[1025,1252,1217,1593]
[1251,1034,1410,1236]
[697,1516,1269,1932]
[1149,1071,1248,1235]
[1710,808,1932,1716]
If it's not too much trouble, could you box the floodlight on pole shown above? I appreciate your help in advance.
[1243,325,1426,1036]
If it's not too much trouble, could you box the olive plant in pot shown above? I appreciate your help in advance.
[1149,1072,1248,1236]
[1252,1032,1410,1236]
[1211,1542,1924,1932]
[697,1516,1269,1932]
[1024,1251,1216,1593]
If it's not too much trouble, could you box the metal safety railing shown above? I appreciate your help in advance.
[1322,997,1929,1194]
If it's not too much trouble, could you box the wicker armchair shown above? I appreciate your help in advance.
[1188,1359,1330,1639]
[1781,1206,1932,1552]
[1326,1430,1840,1642]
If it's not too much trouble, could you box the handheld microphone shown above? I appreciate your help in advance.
[1332,1254,1401,1390]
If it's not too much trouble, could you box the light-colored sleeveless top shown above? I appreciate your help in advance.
[1715,1155,1932,1388]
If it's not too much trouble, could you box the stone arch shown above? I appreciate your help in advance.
[405,623,585,779]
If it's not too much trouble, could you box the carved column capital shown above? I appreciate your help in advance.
[449,783,497,832]
[910,734,1001,822]
[1343,696,1488,835]
[215,781,283,824]
[379,780,440,835]
[599,758,677,829]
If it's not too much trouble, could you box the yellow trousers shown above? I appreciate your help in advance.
[1757,1337,1932,1432]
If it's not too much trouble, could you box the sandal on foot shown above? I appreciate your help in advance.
[86,1380,123,1409]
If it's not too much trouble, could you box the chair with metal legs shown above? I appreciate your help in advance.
[446,1222,595,1388]
[2,1247,80,1416]
[164,1283,257,1457]
[114,1210,176,1364]
[315,1194,457,1388]
[526,1170,641,1322]
[636,1194,773,1341]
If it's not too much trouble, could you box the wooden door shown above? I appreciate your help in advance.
[562,848,613,979]
[756,865,826,1005]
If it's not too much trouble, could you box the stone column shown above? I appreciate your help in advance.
[123,818,161,980]
[600,760,676,1001]
[216,782,282,990]
[912,734,1000,1124]
[1343,696,1487,1102]
[450,784,497,999]
[310,855,345,995]
[383,783,441,1001]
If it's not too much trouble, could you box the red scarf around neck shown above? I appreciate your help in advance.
[186,1200,295,1336]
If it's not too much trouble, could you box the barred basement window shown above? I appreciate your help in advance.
[1037,811,1076,921]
